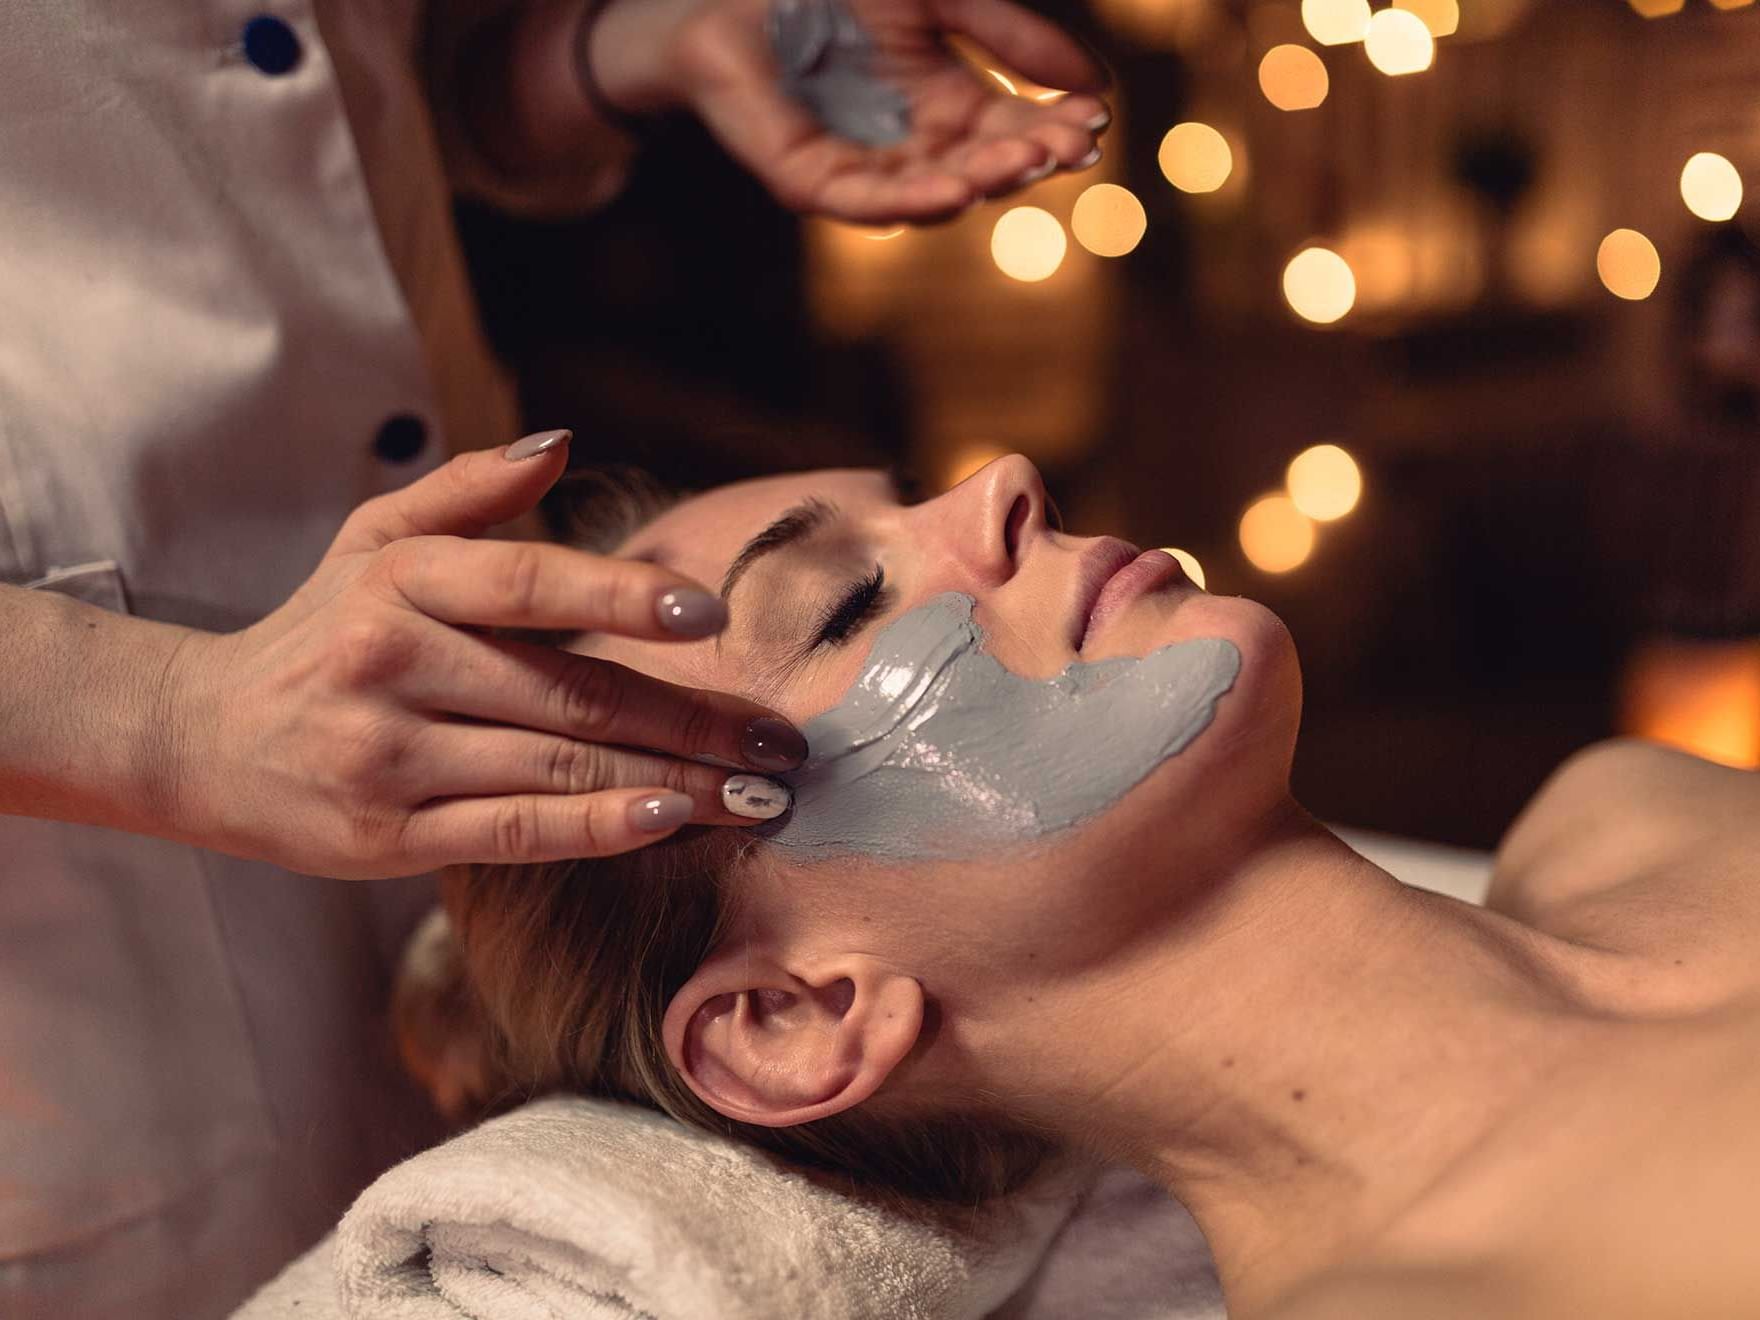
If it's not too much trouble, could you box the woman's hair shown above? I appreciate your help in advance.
[395,466,1055,1206]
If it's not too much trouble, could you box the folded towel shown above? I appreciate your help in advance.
[233,1093,1085,1320]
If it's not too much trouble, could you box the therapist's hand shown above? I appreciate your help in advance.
[162,431,805,880]
[594,0,1112,222]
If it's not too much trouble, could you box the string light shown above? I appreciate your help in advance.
[1596,229,1661,301]
[1158,548,1207,590]
[1363,9,1435,75]
[1282,247,1358,324]
[1394,0,1459,36]
[1071,184,1148,257]
[990,207,1067,283]
[1301,0,1371,45]
[1158,123,1233,193]
[1286,445,1363,521]
[1239,495,1316,573]
[1680,153,1743,222]
[1258,45,1330,111]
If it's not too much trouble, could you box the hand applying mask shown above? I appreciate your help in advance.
[458,0,1111,225]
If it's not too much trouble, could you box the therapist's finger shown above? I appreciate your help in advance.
[328,430,572,558]
[404,632,808,774]
[382,536,731,641]
[413,727,790,826]
[404,786,723,866]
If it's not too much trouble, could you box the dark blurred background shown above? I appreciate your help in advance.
[459,0,1760,849]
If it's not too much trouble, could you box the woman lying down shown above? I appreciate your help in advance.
[399,456,1760,1320]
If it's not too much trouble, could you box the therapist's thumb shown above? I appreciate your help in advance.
[327,430,572,557]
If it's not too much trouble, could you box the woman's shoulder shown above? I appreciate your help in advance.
[1484,739,1760,1004]
[1274,1001,1760,1320]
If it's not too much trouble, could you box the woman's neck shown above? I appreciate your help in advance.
[985,805,1609,1315]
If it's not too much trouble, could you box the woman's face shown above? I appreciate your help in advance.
[577,456,1301,978]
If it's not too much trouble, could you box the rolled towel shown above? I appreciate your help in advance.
[234,1093,1084,1320]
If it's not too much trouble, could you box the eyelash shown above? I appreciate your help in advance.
[814,565,889,648]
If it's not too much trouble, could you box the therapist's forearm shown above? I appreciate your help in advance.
[454,0,684,188]
[0,584,199,840]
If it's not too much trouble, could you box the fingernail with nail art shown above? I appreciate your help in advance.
[505,429,572,461]
[1075,146,1102,169]
[723,774,792,820]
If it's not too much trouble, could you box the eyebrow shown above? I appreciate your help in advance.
[719,496,839,603]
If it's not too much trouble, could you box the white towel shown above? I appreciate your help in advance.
[232,1093,1092,1320]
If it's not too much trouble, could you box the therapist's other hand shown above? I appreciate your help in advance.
[590,0,1111,223]
[164,431,804,880]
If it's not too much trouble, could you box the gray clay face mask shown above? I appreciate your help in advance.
[768,0,911,147]
[759,593,1242,860]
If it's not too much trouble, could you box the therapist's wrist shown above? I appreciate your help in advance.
[578,0,710,121]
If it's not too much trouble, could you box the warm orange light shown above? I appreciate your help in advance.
[1302,0,1371,45]
[1071,184,1148,257]
[990,207,1067,282]
[1395,0,1460,36]
[1597,229,1661,301]
[1239,495,1316,573]
[1707,0,1755,9]
[1157,547,1207,590]
[1626,0,1684,15]
[1680,152,1743,222]
[1282,247,1357,324]
[939,443,1012,491]
[1363,8,1435,75]
[1621,639,1760,768]
[1286,444,1363,521]
[1158,122,1233,193]
[1258,45,1330,111]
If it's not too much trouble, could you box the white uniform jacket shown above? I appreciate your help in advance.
[0,3,622,1314]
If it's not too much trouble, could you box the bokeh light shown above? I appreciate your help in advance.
[1707,0,1755,9]
[1239,495,1316,573]
[1158,122,1234,193]
[939,442,1011,491]
[1680,152,1743,222]
[1302,0,1371,45]
[1159,547,1207,590]
[1363,8,1435,75]
[1395,0,1460,36]
[1282,247,1358,324]
[1286,444,1363,521]
[1258,45,1330,111]
[1071,184,1148,257]
[1625,0,1684,14]
[1622,640,1760,769]
[1596,228,1661,301]
[990,207,1067,283]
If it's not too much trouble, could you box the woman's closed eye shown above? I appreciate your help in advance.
[813,565,891,648]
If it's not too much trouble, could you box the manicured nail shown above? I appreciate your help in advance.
[1086,112,1111,133]
[741,716,808,771]
[1075,146,1102,170]
[1017,158,1057,187]
[629,791,693,833]
[655,588,727,637]
[505,429,571,461]
[722,774,791,820]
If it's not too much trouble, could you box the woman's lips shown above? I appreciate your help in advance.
[1078,549,1187,651]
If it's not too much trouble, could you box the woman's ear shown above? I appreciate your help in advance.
[662,946,924,1128]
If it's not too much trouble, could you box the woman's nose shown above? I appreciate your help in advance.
[928,453,1053,587]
